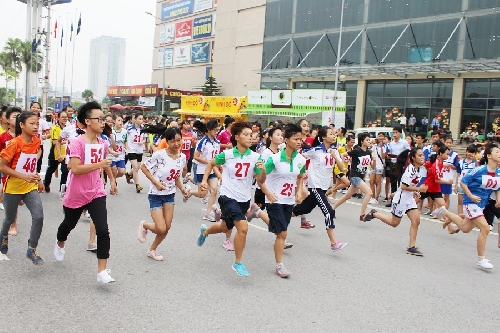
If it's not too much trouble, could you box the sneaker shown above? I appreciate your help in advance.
[203,212,216,222]
[331,241,348,252]
[53,242,65,261]
[431,206,446,217]
[300,221,315,229]
[383,197,388,202]
[341,190,347,194]
[86,243,97,252]
[232,262,250,277]
[363,209,377,222]
[406,246,424,256]
[85,211,91,219]
[284,241,293,249]
[385,202,392,208]
[26,248,44,265]
[0,236,7,254]
[368,198,378,204]
[0,203,4,210]
[125,172,132,184]
[183,173,191,184]
[223,239,234,251]
[424,209,432,215]
[137,220,147,243]
[147,249,164,261]
[60,184,66,200]
[477,258,493,269]
[45,185,50,193]
[212,204,221,222]
[97,269,115,283]
[245,203,260,222]
[201,197,208,204]
[183,186,192,203]
[275,264,291,278]
[197,224,208,246]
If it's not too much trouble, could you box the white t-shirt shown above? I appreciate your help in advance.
[60,123,81,163]
[371,144,385,170]
[38,117,51,139]
[195,136,220,175]
[302,144,340,190]
[144,149,186,196]
[393,164,421,203]
[127,125,147,154]
[112,128,127,161]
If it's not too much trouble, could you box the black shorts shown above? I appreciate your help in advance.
[419,192,442,200]
[219,195,250,230]
[335,173,346,180]
[254,188,266,210]
[127,153,143,162]
[266,203,294,234]
[484,199,500,226]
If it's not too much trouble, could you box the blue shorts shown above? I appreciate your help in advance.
[219,195,250,230]
[457,186,464,195]
[148,193,175,210]
[195,172,217,184]
[111,159,126,169]
[440,184,452,195]
[350,176,364,188]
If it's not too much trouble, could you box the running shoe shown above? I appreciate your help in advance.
[97,269,115,283]
[424,209,432,215]
[197,224,208,247]
[245,203,260,222]
[183,185,192,203]
[201,197,208,204]
[137,220,147,243]
[363,209,377,222]
[477,259,493,269]
[1,236,8,254]
[136,184,143,193]
[331,241,348,252]
[26,248,44,265]
[85,211,91,219]
[223,239,234,251]
[431,206,446,217]
[147,249,164,261]
[368,198,378,204]
[383,197,388,202]
[284,241,293,249]
[45,185,50,193]
[341,190,347,194]
[60,184,66,200]
[275,264,291,278]
[385,202,392,208]
[406,246,423,256]
[125,172,132,184]
[212,204,221,222]
[183,173,191,184]
[203,212,216,222]
[232,262,250,277]
[0,203,4,210]
[53,242,65,261]
[87,243,97,252]
[300,221,315,229]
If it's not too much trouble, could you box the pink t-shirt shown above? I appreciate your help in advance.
[217,129,231,150]
[63,135,108,209]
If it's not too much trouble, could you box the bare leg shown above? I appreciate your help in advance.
[407,209,421,248]
[332,185,358,210]
[357,181,373,217]
[326,228,337,246]
[274,231,287,263]
[232,220,248,263]
[205,178,218,214]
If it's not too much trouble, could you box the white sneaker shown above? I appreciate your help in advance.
[489,225,493,231]
[0,203,4,210]
[201,197,208,204]
[477,258,493,269]
[53,242,65,261]
[97,269,116,283]
[431,206,446,217]
[85,211,91,219]
[368,198,378,204]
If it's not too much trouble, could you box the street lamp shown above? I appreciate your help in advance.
[145,11,165,114]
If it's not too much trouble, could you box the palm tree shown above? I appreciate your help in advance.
[0,51,15,104]
[18,40,43,109]
[82,89,94,102]
[3,38,22,106]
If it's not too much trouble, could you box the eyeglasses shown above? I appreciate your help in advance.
[87,117,106,123]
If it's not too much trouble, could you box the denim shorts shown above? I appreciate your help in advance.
[195,172,217,184]
[148,193,175,210]
[350,176,364,187]
[111,159,126,169]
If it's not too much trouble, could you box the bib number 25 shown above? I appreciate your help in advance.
[280,183,294,197]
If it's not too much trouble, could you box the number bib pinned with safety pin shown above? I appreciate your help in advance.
[84,144,104,165]
[480,175,500,190]
[15,153,37,174]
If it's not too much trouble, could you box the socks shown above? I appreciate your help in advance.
[276,263,283,268]
[478,256,485,261]
[255,209,262,218]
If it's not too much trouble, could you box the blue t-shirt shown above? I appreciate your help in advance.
[461,165,500,208]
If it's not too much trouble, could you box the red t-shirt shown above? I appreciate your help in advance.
[0,131,14,183]
[424,159,443,193]
[181,131,194,160]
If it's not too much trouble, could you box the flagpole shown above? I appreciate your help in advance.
[54,16,60,102]
[62,13,69,97]
[70,9,77,100]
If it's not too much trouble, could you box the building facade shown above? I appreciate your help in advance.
[88,36,126,100]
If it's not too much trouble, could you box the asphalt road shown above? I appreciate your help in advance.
[1,164,499,332]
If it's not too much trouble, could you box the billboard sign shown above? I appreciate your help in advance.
[161,0,194,22]
[174,45,191,66]
[175,19,192,42]
[191,42,210,63]
[54,97,62,112]
[194,0,212,12]
[192,15,212,39]
[158,48,173,68]
[159,24,175,45]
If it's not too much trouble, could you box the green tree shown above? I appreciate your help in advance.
[202,76,221,96]
[2,39,22,106]
[72,100,82,109]
[82,89,94,102]
[0,87,6,104]
[101,96,110,106]
[18,40,43,108]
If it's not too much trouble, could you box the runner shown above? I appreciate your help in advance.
[43,110,69,193]
[0,105,9,210]
[438,143,500,269]
[196,121,265,277]
[110,113,128,182]
[363,148,428,256]
[54,101,118,283]
[297,118,315,229]
[137,126,189,261]
[29,102,51,173]
[0,111,45,264]
[326,135,354,200]
[291,126,348,252]
[125,113,147,193]
[455,145,477,215]
[441,137,459,219]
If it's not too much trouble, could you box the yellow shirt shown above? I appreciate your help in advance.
[0,126,5,135]
[334,146,349,175]
[50,124,66,159]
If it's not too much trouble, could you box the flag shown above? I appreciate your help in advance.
[31,38,37,52]
[54,20,58,38]
[61,28,64,47]
[70,22,73,41]
[37,38,41,46]
[77,14,81,35]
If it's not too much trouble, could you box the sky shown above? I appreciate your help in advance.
[0,0,156,96]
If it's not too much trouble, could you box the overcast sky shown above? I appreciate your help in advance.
[0,0,156,94]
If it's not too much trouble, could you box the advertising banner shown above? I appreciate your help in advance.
[271,90,292,108]
[161,0,194,22]
[107,86,119,97]
[159,24,175,45]
[175,19,192,42]
[130,85,144,97]
[181,96,247,113]
[139,97,156,107]
[212,14,216,36]
[248,90,272,107]
[144,84,159,96]
[194,0,212,12]
[211,41,215,62]
[54,97,62,112]
[174,45,191,66]
[158,48,174,68]
[205,66,212,79]
[191,42,210,63]
[192,15,212,39]
[62,96,71,110]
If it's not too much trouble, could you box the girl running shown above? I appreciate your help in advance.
[125,113,147,193]
[0,112,45,265]
[291,126,348,252]
[326,135,354,200]
[455,145,477,215]
[196,121,265,277]
[437,143,500,269]
[111,114,128,182]
[44,110,69,193]
[180,120,196,168]
[137,126,189,261]
[362,148,428,256]
[54,101,118,283]
[296,119,314,229]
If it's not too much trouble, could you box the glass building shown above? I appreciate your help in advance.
[260,0,500,135]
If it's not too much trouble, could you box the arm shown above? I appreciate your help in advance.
[140,163,165,191]
[0,158,40,183]
[104,166,117,194]
[460,181,481,203]
[193,150,210,164]
[68,156,112,175]
[254,160,266,185]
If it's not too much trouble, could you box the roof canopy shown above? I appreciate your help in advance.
[16,0,71,5]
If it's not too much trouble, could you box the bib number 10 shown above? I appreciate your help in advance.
[280,183,294,197]
[235,162,250,178]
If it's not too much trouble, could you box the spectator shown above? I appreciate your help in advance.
[421,115,429,135]
[460,130,470,144]
[431,115,440,131]
[399,114,407,131]
[487,130,494,142]
[408,114,416,135]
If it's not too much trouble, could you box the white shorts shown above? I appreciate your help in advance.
[391,199,418,218]
[464,204,484,220]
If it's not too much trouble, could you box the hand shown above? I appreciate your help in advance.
[255,161,265,172]
[447,180,454,185]
[23,174,40,183]
[112,151,119,157]
[37,180,44,193]
[295,193,304,204]
[413,192,421,199]
[110,182,118,195]
[267,192,278,203]
[57,156,64,162]
[470,195,481,203]
[154,181,167,191]
[200,181,208,192]
[495,201,500,209]
[181,187,189,200]
[453,186,458,194]
[418,185,428,193]
[99,157,113,168]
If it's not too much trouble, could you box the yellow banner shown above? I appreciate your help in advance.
[181,96,247,113]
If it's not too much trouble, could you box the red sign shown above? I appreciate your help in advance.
[107,86,119,96]
[144,84,158,96]
[159,88,203,97]
[130,85,144,96]
[175,19,192,42]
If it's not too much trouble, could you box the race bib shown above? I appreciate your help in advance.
[229,161,251,180]
[15,153,37,175]
[277,178,296,199]
[358,156,371,169]
[182,140,192,151]
[480,175,500,190]
[84,144,104,165]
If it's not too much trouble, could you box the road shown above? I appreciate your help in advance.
[1,164,499,332]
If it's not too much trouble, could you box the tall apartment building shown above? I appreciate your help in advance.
[88,36,126,99]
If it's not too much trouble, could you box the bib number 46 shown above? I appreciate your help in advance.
[22,158,37,173]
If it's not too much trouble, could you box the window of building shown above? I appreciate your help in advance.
[462,79,500,135]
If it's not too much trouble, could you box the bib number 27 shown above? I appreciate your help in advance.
[235,162,250,178]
